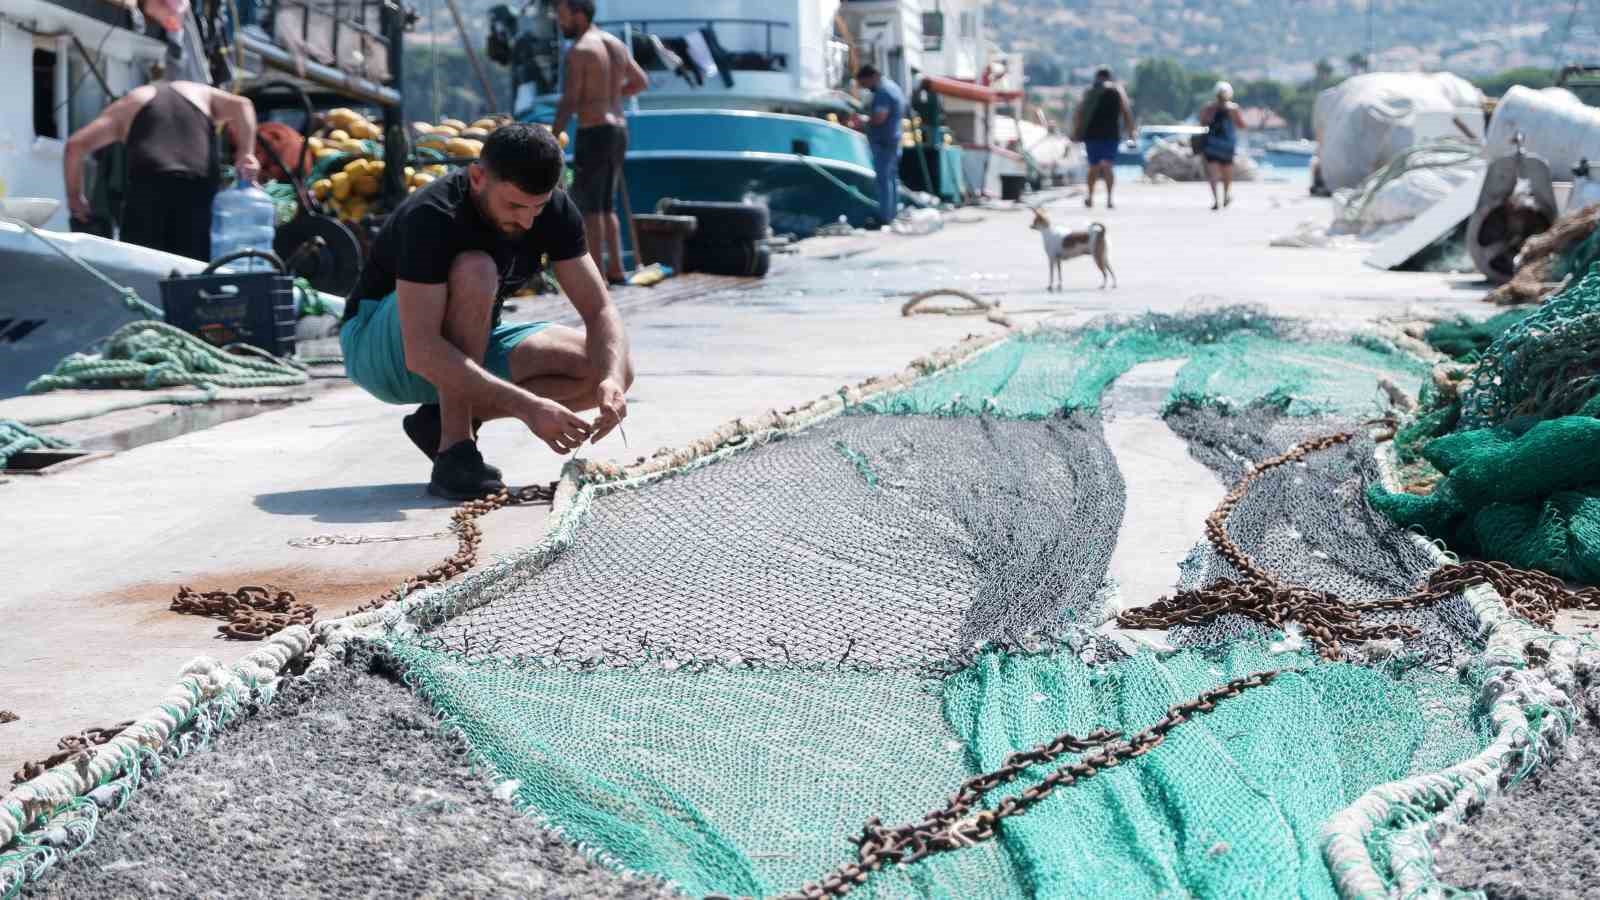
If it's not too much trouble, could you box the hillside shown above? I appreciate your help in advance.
[998,0,1600,87]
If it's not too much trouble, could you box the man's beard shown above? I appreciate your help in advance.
[560,22,583,38]
[471,188,526,239]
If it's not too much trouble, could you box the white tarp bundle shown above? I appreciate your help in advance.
[1312,72,1485,191]
[1331,153,1486,236]
[1483,85,1600,177]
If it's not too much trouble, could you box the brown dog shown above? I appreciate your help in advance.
[1029,207,1116,291]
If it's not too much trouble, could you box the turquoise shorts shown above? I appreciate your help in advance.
[339,293,551,405]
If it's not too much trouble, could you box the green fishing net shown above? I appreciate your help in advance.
[390,639,1488,899]
[855,309,1423,420]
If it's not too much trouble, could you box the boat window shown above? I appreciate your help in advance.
[33,47,60,140]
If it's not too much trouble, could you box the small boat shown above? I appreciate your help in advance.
[1262,139,1317,168]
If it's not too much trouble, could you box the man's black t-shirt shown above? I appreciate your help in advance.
[343,167,588,324]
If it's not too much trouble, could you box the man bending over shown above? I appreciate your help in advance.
[340,123,633,499]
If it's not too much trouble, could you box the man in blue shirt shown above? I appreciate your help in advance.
[855,65,905,228]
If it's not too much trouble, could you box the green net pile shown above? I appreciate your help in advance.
[1421,308,1536,362]
[1373,269,1600,582]
[361,311,1491,898]
[1370,415,1600,583]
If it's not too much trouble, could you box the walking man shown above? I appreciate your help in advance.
[63,79,259,260]
[855,64,905,229]
[1072,67,1135,209]
[339,123,634,499]
[553,0,648,285]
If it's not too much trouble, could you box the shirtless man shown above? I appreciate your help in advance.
[63,79,259,260]
[553,0,647,285]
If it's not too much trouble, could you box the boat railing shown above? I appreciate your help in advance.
[602,18,793,74]
[241,0,399,87]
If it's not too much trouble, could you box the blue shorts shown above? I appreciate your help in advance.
[339,293,550,405]
[1085,139,1120,166]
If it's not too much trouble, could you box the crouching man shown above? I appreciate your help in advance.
[340,123,633,499]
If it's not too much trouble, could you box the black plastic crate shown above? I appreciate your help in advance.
[159,270,297,358]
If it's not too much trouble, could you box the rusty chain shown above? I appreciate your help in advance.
[13,720,133,787]
[170,584,316,640]
[168,483,555,639]
[1117,429,1600,659]
[14,484,558,787]
[771,671,1278,900]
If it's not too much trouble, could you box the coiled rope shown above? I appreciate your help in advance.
[25,321,308,394]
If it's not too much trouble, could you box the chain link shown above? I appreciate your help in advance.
[13,720,133,786]
[13,484,559,785]
[0,710,16,725]
[772,671,1278,899]
[1116,429,1600,659]
[168,483,557,639]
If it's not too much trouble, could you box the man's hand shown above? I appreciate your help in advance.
[235,153,261,184]
[518,395,592,455]
[68,193,93,222]
[589,377,627,444]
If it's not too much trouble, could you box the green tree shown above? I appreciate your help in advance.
[1131,58,1191,123]
[1026,58,1064,87]
[1238,79,1292,112]
[1346,52,1369,74]
[1473,66,1556,98]
[1314,58,1335,85]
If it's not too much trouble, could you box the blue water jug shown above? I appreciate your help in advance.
[210,177,277,271]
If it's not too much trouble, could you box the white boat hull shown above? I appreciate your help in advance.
[0,223,206,398]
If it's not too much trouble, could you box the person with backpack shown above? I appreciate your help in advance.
[1198,81,1247,210]
[1072,67,1135,209]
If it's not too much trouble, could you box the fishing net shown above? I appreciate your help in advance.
[857,308,1424,420]
[15,647,672,900]
[1458,267,1600,430]
[1166,334,1427,417]
[1421,308,1536,362]
[385,636,1493,900]
[1365,267,1600,584]
[3,311,1561,900]
[1163,403,1479,662]
[1369,415,1600,584]
[421,413,1125,668]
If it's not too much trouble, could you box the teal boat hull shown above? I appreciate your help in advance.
[550,109,881,243]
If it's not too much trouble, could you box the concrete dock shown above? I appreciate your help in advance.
[0,176,1489,779]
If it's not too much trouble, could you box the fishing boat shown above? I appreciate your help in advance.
[501,0,877,237]
[0,0,406,398]
[0,0,208,398]
[1262,138,1317,168]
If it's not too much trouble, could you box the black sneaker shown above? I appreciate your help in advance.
[404,404,500,479]
[427,439,506,500]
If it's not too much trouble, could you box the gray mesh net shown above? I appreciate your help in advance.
[423,413,1126,669]
[17,647,666,900]
[1162,403,1482,663]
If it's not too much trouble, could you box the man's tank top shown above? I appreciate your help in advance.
[1083,85,1123,141]
[125,83,216,179]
